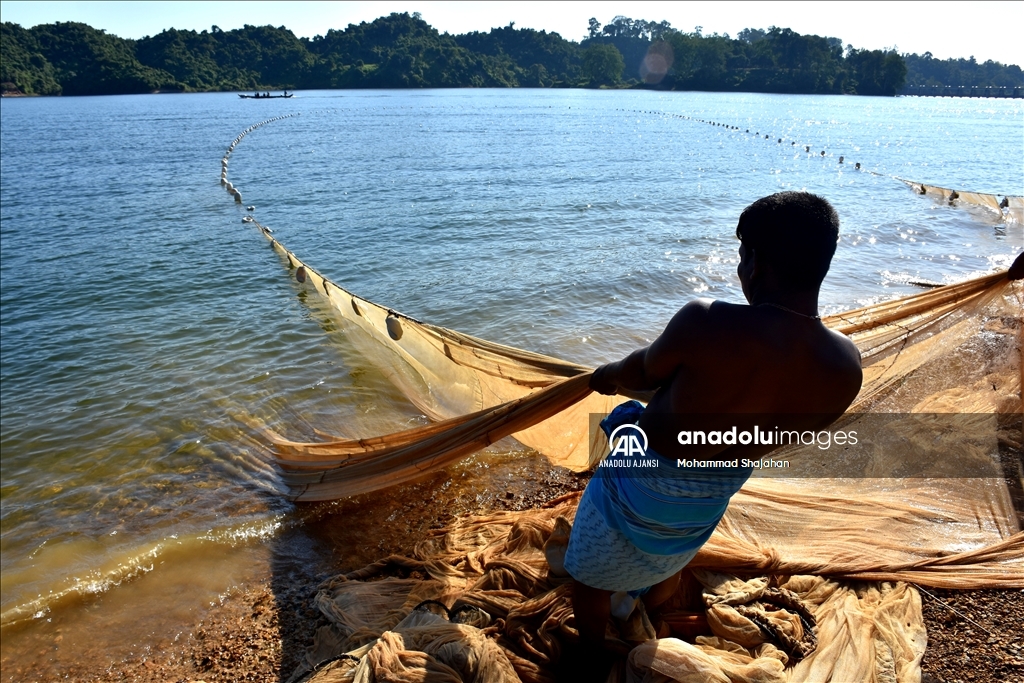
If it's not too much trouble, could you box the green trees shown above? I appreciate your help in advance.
[619,24,853,94]
[663,32,731,90]
[904,52,1022,89]
[753,28,846,93]
[134,28,250,90]
[214,25,315,89]
[846,48,907,96]
[455,22,581,86]
[308,13,518,88]
[2,14,1014,97]
[1,22,61,94]
[3,21,178,95]
[582,43,624,86]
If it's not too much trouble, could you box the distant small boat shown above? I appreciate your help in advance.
[239,92,294,99]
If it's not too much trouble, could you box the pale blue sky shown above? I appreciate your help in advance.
[1,1,1021,66]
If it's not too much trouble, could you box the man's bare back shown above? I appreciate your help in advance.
[592,298,862,458]
[565,192,863,676]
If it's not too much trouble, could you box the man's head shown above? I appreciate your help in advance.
[736,191,839,293]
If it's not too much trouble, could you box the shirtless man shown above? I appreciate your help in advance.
[563,191,863,672]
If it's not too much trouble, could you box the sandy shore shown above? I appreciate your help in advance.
[12,583,1020,682]
[3,463,1021,683]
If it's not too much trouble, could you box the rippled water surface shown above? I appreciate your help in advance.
[1,89,1021,665]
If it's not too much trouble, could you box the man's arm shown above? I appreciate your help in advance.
[590,347,653,395]
[1008,251,1023,280]
[590,300,710,395]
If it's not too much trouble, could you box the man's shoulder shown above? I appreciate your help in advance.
[824,325,862,357]
[675,298,755,330]
[658,299,750,357]
[671,298,746,322]
[822,326,864,383]
[663,299,717,338]
[674,298,861,368]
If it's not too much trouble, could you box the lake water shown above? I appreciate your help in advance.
[1,89,1021,672]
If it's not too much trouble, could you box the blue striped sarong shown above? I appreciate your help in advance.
[564,401,753,592]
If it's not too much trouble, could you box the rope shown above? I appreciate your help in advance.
[220,113,301,205]
[220,109,1020,224]
[617,107,1021,222]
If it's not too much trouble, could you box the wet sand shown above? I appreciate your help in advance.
[4,455,1022,683]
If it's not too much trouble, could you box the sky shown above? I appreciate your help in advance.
[2,1,1022,66]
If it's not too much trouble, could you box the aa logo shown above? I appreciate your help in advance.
[608,423,648,458]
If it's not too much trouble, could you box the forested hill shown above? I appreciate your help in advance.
[1,13,1020,97]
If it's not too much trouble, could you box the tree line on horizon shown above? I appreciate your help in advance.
[1,13,1020,98]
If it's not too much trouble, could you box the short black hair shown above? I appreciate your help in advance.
[736,191,839,291]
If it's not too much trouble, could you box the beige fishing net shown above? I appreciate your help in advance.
[897,178,1023,222]
[287,497,937,683]
[247,220,1022,683]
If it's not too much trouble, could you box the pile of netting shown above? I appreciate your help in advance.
[250,219,1022,681]
[287,498,933,683]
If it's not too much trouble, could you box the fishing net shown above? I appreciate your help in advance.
[216,110,1023,681]
[260,219,1021,534]
[252,218,626,497]
[897,178,1023,222]
[286,497,938,683]
[257,226,1021,680]
[254,220,1021,567]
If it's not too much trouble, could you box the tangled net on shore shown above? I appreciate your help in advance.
[288,495,931,683]
[270,262,1021,682]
